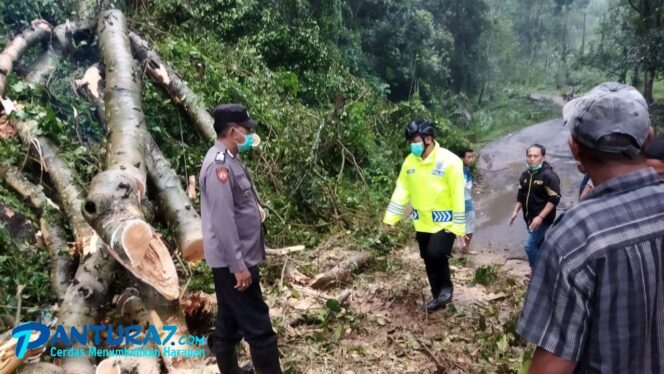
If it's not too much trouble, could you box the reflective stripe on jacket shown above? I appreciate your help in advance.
[383,142,466,236]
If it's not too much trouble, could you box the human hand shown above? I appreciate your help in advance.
[528,216,543,231]
[234,269,252,291]
[383,224,396,233]
[508,212,518,226]
[259,206,266,222]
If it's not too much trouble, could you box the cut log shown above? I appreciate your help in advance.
[128,32,216,141]
[115,287,211,372]
[82,10,179,300]
[0,20,52,96]
[0,165,72,301]
[309,252,373,290]
[25,20,95,85]
[76,63,204,265]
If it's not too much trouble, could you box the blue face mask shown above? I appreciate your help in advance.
[410,142,425,157]
[527,163,542,171]
[235,130,254,154]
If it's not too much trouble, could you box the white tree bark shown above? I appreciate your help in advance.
[0,20,52,96]
[82,10,179,300]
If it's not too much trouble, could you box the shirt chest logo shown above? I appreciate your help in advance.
[432,162,445,177]
[407,168,416,175]
[534,180,544,185]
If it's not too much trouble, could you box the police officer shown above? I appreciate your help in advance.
[199,104,281,374]
[383,119,466,313]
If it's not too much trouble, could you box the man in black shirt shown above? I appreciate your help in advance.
[508,144,561,269]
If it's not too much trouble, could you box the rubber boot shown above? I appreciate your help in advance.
[250,343,283,374]
[210,335,252,374]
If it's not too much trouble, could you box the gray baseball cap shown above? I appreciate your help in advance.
[563,82,650,156]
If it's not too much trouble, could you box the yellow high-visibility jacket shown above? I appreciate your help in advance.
[383,142,466,236]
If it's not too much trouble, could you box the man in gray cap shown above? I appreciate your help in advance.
[517,83,664,373]
[199,103,282,373]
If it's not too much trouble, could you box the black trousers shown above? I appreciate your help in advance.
[211,266,277,351]
[415,230,455,298]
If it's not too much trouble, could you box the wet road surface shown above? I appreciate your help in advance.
[471,118,581,259]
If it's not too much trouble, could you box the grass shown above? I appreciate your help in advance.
[470,93,561,143]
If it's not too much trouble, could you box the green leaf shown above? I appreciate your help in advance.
[325,298,341,313]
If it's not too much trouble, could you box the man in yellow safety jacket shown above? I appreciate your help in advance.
[383,119,466,313]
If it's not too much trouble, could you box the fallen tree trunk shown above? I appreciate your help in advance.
[25,20,94,85]
[128,32,216,141]
[75,63,204,266]
[10,111,115,374]
[309,252,373,290]
[40,217,74,302]
[0,165,72,301]
[0,19,53,96]
[145,139,204,262]
[82,10,179,300]
[114,288,212,373]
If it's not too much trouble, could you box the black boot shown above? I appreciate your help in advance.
[250,343,283,374]
[425,287,453,313]
[215,345,253,374]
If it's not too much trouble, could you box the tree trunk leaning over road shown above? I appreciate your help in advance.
[129,32,216,141]
[82,10,179,300]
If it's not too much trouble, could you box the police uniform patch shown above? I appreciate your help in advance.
[216,167,229,183]
[215,152,226,163]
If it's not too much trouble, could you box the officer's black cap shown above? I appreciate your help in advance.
[212,103,257,135]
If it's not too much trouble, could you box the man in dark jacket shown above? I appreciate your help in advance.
[508,144,561,269]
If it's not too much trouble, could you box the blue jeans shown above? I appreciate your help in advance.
[524,223,551,269]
